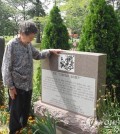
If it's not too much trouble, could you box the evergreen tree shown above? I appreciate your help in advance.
[41,6,69,50]
[78,0,120,86]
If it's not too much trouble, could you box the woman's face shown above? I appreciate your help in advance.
[20,33,35,44]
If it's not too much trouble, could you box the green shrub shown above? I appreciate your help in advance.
[78,0,120,87]
[41,6,69,50]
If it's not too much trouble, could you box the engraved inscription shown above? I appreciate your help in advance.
[42,69,96,117]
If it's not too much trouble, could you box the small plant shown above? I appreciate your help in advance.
[0,126,9,134]
[97,86,120,133]
[30,112,56,134]
[0,81,5,105]
[0,105,9,134]
[0,105,9,126]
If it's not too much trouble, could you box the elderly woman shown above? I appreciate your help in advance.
[2,20,61,134]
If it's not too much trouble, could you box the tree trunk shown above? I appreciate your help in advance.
[36,31,41,43]
[36,23,41,43]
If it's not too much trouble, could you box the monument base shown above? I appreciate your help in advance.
[56,126,76,134]
[34,100,99,134]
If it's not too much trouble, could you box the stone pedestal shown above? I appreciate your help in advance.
[34,100,99,134]
[56,126,76,134]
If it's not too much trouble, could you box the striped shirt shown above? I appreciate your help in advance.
[2,37,50,91]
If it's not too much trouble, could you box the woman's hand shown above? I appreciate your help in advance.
[49,49,62,55]
[9,87,17,100]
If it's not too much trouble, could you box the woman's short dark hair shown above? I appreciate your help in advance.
[19,20,37,35]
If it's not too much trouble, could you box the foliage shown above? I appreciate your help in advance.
[0,105,9,134]
[4,0,33,20]
[97,86,120,133]
[0,105,56,134]
[0,82,5,106]
[33,16,49,34]
[106,0,120,23]
[28,0,46,43]
[31,112,56,134]
[32,65,41,113]
[41,6,69,50]
[60,0,91,34]
[33,66,41,94]
[27,0,45,18]
[0,1,16,36]
[116,9,120,23]
[31,42,42,115]
[0,126,9,134]
[1,0,46,37]
[78,0,120,86]
[106,0,120,8]
[0,105,9,126]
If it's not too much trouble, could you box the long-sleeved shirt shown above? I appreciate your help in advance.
[2,37,50,91]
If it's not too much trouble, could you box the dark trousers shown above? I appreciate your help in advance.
[9,88,32,134]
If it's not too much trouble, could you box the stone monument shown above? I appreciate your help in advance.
[34,51,107,134]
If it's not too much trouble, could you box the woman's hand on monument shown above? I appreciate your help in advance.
[49,49,62,55]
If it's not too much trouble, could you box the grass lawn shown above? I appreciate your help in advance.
[32,40,41,80]
[33,60,40,80]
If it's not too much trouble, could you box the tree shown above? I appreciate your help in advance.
[60,0,91,35]
[1,0,32,36]
[106,0,119,8]
[30,0,46,43]
[106,0,120,22]
[78,0,120,87]
[3,0,46,39]
[27,0,45,18]
[5,0,33,20]
[41,6,69,50]
[0,1,16,36]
